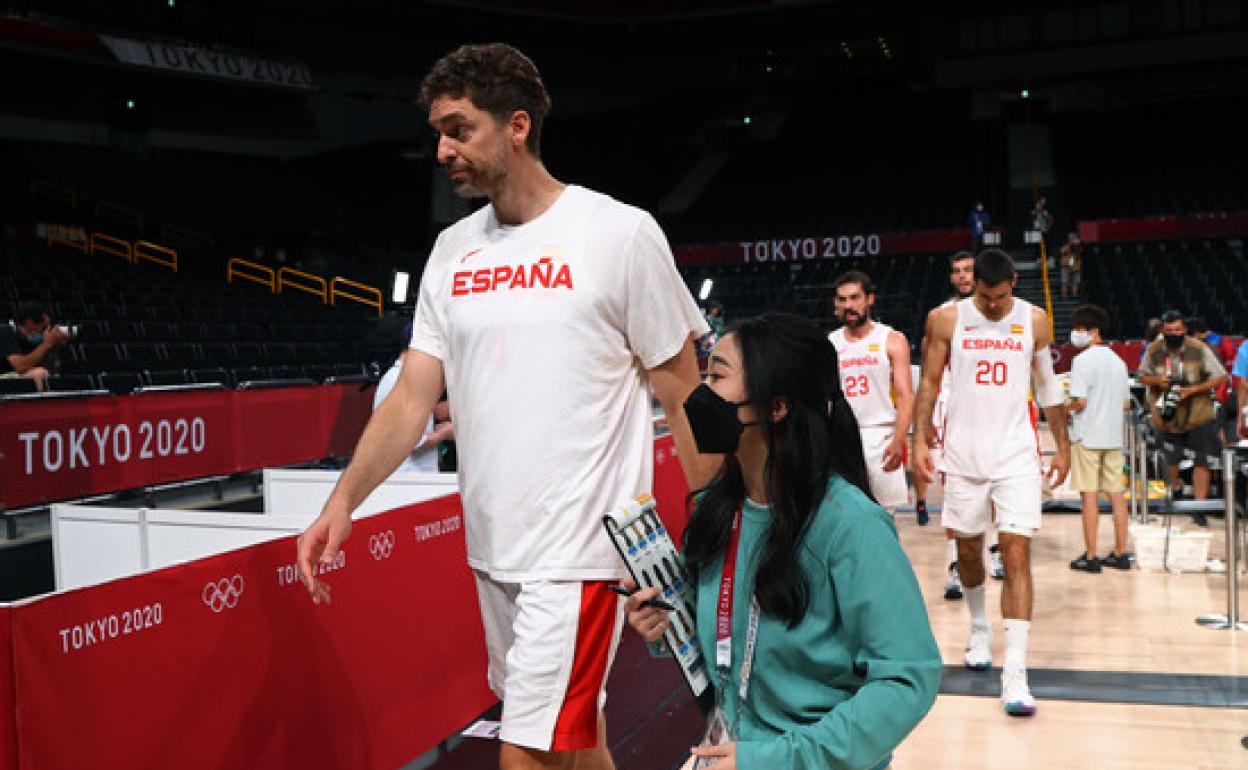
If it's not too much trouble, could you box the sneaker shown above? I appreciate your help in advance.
[1101,552,1133,570]
[989,544,1005,580]
[1193,512,1209,527]
[964,625,992,670]
[944,562,963,600]
[916,500,929,526]
[1070,552,1102,573]
[1001,667,1037,716]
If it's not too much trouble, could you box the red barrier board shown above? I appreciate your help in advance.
[672,228,971,266]
[0,438,691,770]
[10,495,493,770]
[0,385,371,510]
[1078,211,1248,243]
[0,607,14,770]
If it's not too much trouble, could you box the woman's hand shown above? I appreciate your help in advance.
[689,741,737,769]
[622,577,669,643]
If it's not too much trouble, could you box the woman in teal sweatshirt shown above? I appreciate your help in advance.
[627,312,941,770]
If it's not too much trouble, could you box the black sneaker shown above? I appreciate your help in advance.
[1102,552,1133,570]
[1070,553,1102,573]
[916,500,929,526]
[1193,513,1209,527]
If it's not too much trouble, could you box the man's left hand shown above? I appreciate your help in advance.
[1047,450,1071,488]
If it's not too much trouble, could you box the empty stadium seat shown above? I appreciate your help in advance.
[97,371,145,395]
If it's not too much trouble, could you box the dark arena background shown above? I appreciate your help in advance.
[1,1,1247,768]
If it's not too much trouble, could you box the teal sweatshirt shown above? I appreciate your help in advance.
[692,476,941,770]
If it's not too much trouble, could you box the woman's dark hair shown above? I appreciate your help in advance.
[681,312,872,627]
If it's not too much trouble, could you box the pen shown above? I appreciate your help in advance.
[609,584,676,611]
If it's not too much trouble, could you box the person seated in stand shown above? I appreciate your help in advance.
[624,312,940,770]
[0,303,70,392]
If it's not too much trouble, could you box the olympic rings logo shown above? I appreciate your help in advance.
[202,574,245,613]
[369,531,396,560]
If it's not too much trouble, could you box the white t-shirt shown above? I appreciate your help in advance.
[372,359,440,474]
[1069,345,1130,449]
[410,185,708,581]
[829,322,896,429]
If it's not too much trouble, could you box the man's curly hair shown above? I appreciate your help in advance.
[419,43,552,157]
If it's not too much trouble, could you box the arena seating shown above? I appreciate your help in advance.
[1,237,380,393]
[682,237,1248,348]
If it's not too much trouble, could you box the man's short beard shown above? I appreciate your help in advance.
[451,136,510,199]
[844,313,869,328]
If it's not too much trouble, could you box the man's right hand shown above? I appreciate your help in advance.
[296,508,352,605]
[44,326,70,347]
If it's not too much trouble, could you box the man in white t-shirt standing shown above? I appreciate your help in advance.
[296,44,713,770]
[1066,304,1133,573]
[829,270,913,513]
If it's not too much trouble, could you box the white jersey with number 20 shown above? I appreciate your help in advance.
[943,297,1039,479]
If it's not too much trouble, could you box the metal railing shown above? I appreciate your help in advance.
[1125,398,1245,631]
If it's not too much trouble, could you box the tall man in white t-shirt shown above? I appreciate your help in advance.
[296,44,714,770]
[1066,304,1133,572]
[829,270,913,512]
[914,249,1070,717]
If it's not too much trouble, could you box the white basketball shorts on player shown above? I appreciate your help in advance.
[473,571,625,752]
[941,473,1042,538]
[860,426,911,509]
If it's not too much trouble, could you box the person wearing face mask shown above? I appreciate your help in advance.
[1137,310,1227,523]
[0,303,69,392]
[625,312,940,770]
[1066,305,1133,572]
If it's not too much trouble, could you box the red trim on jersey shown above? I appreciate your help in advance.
[550,581,617,751]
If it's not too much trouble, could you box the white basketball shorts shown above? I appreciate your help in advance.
[940,473,1042,538]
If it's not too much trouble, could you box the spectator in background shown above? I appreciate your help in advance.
[366,317,453,473]
[1059,232,1082,298]
[0,303,70,391]
[968,201,991,251]
[1031,197,1054,235]
[1137,311,1227,525]
[374,351,453,474]
[1137,317,1162,370]
[1186,317,1240,445]
[1066,305,1133,573]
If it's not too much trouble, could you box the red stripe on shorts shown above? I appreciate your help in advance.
[550,581,617,751]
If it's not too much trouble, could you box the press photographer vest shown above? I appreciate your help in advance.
[1143,337,1216,433]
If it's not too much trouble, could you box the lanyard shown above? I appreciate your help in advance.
[715,510,760,705]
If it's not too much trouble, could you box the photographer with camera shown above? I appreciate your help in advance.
[1,303,71,392]
[1137,311,1227,526]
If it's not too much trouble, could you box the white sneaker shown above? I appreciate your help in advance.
[989,545,1005,580]
[1001,667,1037,716]
[944,562,963,600]
[964,625,992,670]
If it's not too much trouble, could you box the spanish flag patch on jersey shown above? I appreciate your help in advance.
[868,344,881,351]
[1010,324,1025,334]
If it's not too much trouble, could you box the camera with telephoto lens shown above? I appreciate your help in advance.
[1157,385,1182,422]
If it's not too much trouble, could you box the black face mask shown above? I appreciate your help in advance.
[683,383,755,455]
[1164,333,1185,349]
